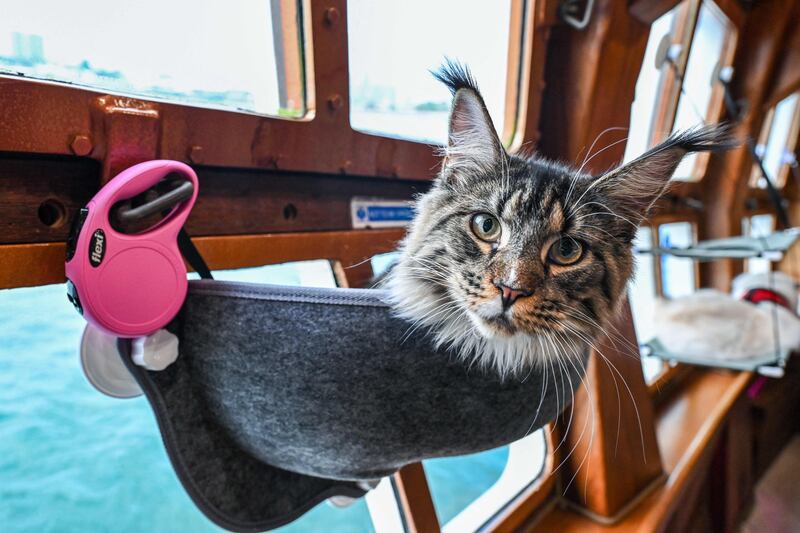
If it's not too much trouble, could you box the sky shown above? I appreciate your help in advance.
[0,0,512,126]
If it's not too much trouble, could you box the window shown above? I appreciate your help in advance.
[0,0,305,116]
[347,0,515,144]
[671,1,734,180]
[624,0,736,180]
[623,7,679,164]
[631,223,697,383]
[425,430,547,531]
[743,214,776,274]
[629,227,664,382]
[371,252,400,279]
[0,262,411,533]
[751,93,800,188]
[659,222,697,298]
[189,259,338,287]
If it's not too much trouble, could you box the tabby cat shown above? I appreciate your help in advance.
[385,61,734,378]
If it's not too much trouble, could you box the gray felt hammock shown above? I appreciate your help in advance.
[118,279,584,532]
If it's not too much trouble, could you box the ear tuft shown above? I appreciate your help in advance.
[592,124,738,219]
[431,58,481,96]
[648,123,738,154]
[432,59,504,181]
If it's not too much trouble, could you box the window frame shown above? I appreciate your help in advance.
[633,217,701,392]
[749,92,800,189]
[647,0,738,182]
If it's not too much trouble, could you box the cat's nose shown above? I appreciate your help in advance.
[494,283,532,310]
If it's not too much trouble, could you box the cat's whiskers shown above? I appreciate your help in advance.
[558,332,598,500]
[560,305,639,360]
[559,320,623,458]
[565,135,630,211]
[536,334,571,452]
[399,296,461,343]
[578,127,631,171]
[523,350,550,434]
[565,127,629,205]
[575,135,631,177]
[571,222,619,242]
[567,136,638,217]
[547,328,595,488]
[559,316,647,462]
[572,201,639,230]
[545,328,594,495]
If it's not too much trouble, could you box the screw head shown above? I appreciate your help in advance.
[324,7,340,26]
[70,134,92,156]
[266,154,281,169]
[327,94,343,111]
[188,145,204,164]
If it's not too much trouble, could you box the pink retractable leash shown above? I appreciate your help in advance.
[65,160,199,338]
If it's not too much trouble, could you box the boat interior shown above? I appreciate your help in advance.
[2,0,800,532]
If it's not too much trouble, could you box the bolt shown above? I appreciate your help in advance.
[327,94,343,111]
[266,155,281,169]
[70,134,92,156]
[324,7,340,26]
[188,145,204,164]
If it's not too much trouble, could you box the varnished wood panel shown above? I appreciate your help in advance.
[699,0,799,290]
[394,463,440,533]
[0,155,425,244]
[0,154,100,244]
[559,300,663,519]
[521,371,752,532]
[0,229,405,290]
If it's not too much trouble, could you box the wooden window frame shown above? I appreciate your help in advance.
[635,217,701,395]
[649,0,739,182]
[749,92,800,189]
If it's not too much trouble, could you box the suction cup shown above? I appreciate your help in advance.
[80,323,142,398]
[654,35,682,70]
[654,34,672,69]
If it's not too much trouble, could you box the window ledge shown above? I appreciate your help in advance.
[520,369,752,532]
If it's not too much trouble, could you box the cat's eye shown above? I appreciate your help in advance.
[470,213,502,242]
[547,237,584,266]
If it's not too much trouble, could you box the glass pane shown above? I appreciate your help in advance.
[348,0,513,144]
[629,227,663,382]
[426,430,546,530]
[0,0,303,116]
[745,214,776,274]
[623,8,678,164]
[0,266,391,532]
[371,252,400,279]
[756,93,799,188]
[659,222,696,298]
[672,1,731,180]
[190,259,339,287]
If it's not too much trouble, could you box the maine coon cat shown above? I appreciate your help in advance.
[385,61,735,378]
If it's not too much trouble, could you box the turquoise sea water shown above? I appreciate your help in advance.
[0,263,509,532]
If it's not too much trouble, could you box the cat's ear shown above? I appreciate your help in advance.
[591,125,736,219]
[433,60,504,181]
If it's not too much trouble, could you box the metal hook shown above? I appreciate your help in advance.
[559,0,595,30]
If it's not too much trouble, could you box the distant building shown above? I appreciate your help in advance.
[11,33,44,65]
[0,33,256,113]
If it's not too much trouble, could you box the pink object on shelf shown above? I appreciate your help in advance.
[65,160,198,338]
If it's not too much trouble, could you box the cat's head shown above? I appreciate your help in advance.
[386,60,734,378]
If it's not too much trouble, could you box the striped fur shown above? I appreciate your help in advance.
[385,61,735,378]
